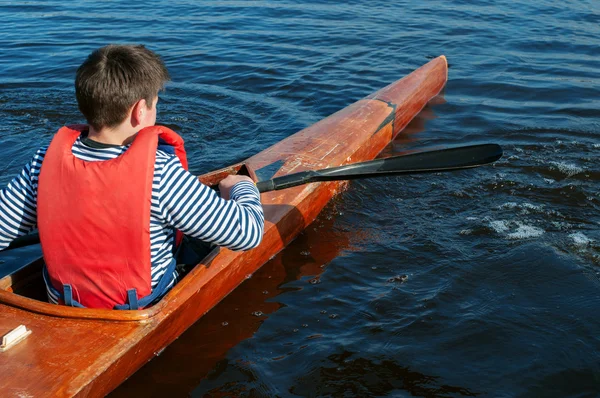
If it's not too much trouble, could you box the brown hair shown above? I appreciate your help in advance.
[75,44,170,130]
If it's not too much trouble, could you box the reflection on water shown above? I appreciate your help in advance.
[195,351,478,397]
[113,206,354,397]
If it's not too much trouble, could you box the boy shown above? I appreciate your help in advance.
[0,44,264,309]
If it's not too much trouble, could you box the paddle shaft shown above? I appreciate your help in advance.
[256,143,502,192]
[4,143,502,251]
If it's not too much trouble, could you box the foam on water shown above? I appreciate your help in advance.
[551,221,573,231]
[569,232,593,247]
[521,203,543,212]
[499,202,547,215]
[488,219,545,240]
[506,224,545,240]
[548,161,584,177]
[489,220,510,234]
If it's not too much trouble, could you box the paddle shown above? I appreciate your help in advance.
[256,143,502,192]
[3,143,502,251]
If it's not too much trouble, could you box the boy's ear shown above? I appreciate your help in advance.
[131,99,148,126]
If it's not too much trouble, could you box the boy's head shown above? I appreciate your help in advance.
[75,44,170,131]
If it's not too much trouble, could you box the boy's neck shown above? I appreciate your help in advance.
[86,96,158,145]
[87,125,137,146]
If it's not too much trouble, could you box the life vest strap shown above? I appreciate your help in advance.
[113,258,176,309]
[62,284,84,308]
[126,289,139,310]
[43,259,176,310]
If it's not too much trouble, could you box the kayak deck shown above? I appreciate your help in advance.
[0,56,447,397]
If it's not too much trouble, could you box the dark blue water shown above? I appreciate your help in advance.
[1,1,599,397]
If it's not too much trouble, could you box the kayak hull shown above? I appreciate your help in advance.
[0,56,447,397]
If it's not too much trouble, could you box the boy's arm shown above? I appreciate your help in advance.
[0,151,43,250]
[159,158,264,251]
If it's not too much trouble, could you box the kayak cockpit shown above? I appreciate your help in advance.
[0,257,44,300]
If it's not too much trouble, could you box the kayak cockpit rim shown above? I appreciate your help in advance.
[0,245,220,322]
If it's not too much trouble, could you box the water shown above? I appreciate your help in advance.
[1,1,599,396]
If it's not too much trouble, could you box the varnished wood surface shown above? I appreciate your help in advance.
[0,56,447,397]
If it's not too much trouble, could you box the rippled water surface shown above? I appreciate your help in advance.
[1,1,599,397]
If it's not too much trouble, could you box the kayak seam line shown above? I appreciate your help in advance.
[372,99,397,136]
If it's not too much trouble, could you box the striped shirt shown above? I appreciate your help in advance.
[0,136,264,304]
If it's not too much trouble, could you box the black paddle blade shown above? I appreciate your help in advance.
[316,143,503,179]
[256,143,502,192]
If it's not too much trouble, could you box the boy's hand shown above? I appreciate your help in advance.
[218,175,255,200]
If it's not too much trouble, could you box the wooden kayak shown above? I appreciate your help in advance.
[0,56,447,397]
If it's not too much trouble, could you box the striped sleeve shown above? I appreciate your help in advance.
[158,157,264,251]
[0,148,45,249]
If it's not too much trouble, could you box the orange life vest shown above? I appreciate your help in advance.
[37,124,188,309]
